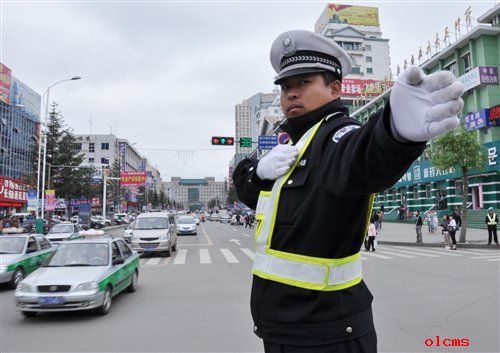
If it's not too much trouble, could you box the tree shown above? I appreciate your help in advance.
[207,198,218,209]
[227,185,239,205]
[431,126,487,243]
[44,103,95,212]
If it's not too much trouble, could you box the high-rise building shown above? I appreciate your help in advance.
[315,3,392,112]
[163,177,227,211]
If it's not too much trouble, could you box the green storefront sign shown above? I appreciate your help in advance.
[394,140,500,187]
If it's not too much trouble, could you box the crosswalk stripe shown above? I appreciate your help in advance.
[486,258,500,261]
[451,249,493,255]
[469,254,500,259]
[241,248,254,260]
[220,248,239,263]
[381,247,439,257]
[361,256,368,260]
[375,249,416,258]
[462,249,499,254]
[173,249,187,265]
[388,247,462,257]
[146,257,161,265]
[362,252,393,259]
[199,249,211,264]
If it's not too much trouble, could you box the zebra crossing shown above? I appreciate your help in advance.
[139,246,500,267]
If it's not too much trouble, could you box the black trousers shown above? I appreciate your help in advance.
[488,227,498,244]
[263,329,377,353]
[449,231,457,245]
[367,236,375,251]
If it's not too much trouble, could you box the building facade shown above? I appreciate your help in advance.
[163,177,227,211]
[351,4,500,217]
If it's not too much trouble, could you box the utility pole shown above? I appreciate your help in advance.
[103,176,120,220]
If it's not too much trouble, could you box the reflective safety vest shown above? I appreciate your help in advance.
[252,116,374,291]
[487,213,497,225]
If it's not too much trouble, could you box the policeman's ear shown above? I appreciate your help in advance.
[329,80,342,99]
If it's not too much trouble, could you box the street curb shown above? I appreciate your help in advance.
[378,240,500,249]
[104,225,126,231]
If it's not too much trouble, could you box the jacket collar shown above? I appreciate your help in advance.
[280,99,348,144]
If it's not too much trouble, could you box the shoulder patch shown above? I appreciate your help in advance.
[332,125,361,143]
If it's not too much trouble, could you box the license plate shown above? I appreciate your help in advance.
[144,247,156,252]
[39,296,64,305]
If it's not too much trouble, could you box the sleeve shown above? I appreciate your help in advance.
[319,101,427,196]
[233,158,274,210]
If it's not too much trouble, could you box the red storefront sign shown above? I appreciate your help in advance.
[0,177,28,205]
[120,171,147,187]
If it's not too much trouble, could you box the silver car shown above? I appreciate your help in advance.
[130,212,177,256]
[176,216,197,236]
[123,221,135,243]
[0,234,54,288]
[45,223,84,245]
[14,237,140,317]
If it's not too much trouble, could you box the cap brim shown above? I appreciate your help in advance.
[274,68,328,85]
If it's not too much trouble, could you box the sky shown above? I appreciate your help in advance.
[1,0,497,182]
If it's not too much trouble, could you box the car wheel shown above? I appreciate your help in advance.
[127,270,138,293]
[21,311,38,318]
[93,224,101,229]
[10,267,24,289]
[96,286,112,315]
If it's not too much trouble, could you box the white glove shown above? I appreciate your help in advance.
[256,144,298,180]
[390,66,464,142]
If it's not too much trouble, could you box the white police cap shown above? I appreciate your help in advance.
[488,207,494,211]
[270,30,353,85]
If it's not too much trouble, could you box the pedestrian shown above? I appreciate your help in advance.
[367,218,377,251]
[452,209,462,228]
[233,29,463,353]
[379,204,384,229]
[485,207,499,246]
[244,214,250,228]
[442,215,451,249]
[235,213,241,226]
[415,210,423,243]
[372,210,380,231]
[448,215,458,250]
[430,210,438,234]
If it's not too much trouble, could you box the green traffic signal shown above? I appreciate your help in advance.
[240,137,252,148]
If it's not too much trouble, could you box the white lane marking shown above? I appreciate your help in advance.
[361,257,368,260]
[385,246,461,257]
[199,249,211,264]
[173,249,187,265]
[145,257,161,265]
[469,254,500,259]
[140,258,148,266]
[380,247,439,258]
[220,248,239,263]
[375,250,416,258]
[486,258,500,261]
[451,249,496,255]
[362,251,393,259]
[241,248,254,260]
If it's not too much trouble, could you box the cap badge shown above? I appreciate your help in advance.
[282,36,297,57]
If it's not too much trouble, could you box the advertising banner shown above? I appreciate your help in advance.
[316,3,379,32]
[464,109,489,131]
[0,63,12,104]
[0,177,28,203]
[341,79,393,97]
[10,76,42,118]
[55,198,67,209]
[119,142,126,172]
[45,190,56,211]
[27,190,37,211]
[458,67,481,91]
[478,66,498,85]
[120,171,148,187]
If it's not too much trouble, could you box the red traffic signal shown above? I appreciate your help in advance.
[211,136,234,146]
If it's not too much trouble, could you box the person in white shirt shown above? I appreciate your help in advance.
[448,216,458,250]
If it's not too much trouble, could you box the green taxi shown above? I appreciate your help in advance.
[0,234,54,289]
[15,237,140,317]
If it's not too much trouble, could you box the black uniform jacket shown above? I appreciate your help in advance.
[233,99,426,346]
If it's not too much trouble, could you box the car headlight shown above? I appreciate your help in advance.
[17,282,34,293]
[74,282,99,292]
[161,235,170,241]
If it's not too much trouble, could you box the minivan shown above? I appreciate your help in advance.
[130,212,177,256]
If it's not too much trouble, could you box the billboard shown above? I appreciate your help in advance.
[341,79,393,97]
[316,3,379,32]
[10,76,42,118]
[0,177,28,203]
[120,171,148,187]
[119,142,126,171]
[45,190,56,211]
[0,63,12,104]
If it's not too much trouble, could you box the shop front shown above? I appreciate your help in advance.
[0,177,29,217]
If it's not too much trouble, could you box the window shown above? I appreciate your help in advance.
[88,157,95,163]
[444,61,458,77]
[101,143,109,150]
[425,185,431,198]
[36,236,51,250]
[74,143,82,150]
[111,242,120,260]
[365,44,372,51]
[89,143,95,153]
[351,67,361,75]
[116,240,132,259]
[27,236,38,252]
[462,53,472,73]
[455,181,463,195]
[413,187,418,200]
[101,158,109,164]
[366,68,373,74]
[366,56,373,62]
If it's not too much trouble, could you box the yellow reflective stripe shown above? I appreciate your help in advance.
[363,193,376,240]
[266,120,324,249]
[267,248,360,266]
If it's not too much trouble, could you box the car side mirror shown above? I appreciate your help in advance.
[112,257,124,266]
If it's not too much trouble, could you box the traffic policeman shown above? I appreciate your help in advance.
[485,207,499,245]
[233,30,464,353]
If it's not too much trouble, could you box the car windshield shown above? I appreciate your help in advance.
[44,243,109,267]
[0,237,26,254]
[177,217,195,224]
[135,217,168,229]
[49,225,74,234]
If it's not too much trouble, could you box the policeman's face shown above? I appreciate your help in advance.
[279,73,341,119]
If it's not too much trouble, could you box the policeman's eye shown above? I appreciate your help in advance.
[280,84,289,91]
[299,80,310,85]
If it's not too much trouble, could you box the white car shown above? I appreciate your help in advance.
[123,221,135,243]
[176,216,197,235]
[45,223,85,245]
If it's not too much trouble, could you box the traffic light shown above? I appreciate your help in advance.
[240,137,252,148]
[211,136,234,145]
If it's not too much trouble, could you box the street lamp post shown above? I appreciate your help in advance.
[36,76,81,228]
[103,176,121,221]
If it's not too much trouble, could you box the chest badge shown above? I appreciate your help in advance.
[296,158,308,169]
